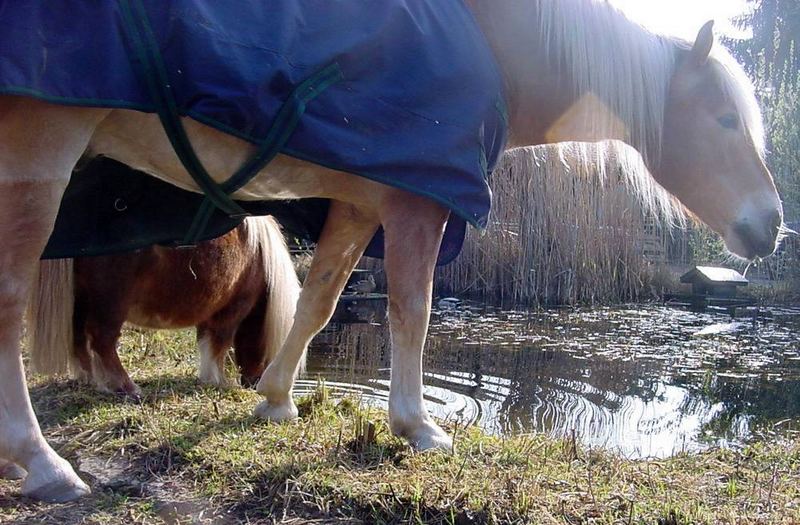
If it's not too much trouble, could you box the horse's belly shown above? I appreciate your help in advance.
[90,110,381,205]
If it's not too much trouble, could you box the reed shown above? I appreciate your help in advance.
[435,145,674,305]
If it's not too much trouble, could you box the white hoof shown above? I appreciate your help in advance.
[394,419,453,452]
[21,457,90,503]
[253,398,299,422]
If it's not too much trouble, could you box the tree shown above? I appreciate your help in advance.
[729,0,800,84]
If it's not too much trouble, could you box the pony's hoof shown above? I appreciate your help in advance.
[0,461,26,480]
[253,399,298,422]
[123,392,143,404]
[96,379,142,401]
[22,474,91,503]
[239,373,261,389]
[199,376,231,390]
[122,382,143,399]
[114,389,142,404]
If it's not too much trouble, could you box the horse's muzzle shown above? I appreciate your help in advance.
[732,209,783,259]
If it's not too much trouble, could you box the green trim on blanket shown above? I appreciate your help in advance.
[183,63,343,245]
[119,0,247,217]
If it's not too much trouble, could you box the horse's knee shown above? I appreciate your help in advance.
[388,294,429,324]
[0,279,30,331]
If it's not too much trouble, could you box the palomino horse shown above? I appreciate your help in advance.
[0,0,784,502]
[26,216,300,397]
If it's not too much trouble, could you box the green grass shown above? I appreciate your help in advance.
[1,327,798,524]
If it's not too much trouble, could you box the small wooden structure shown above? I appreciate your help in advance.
[665,266,755,314]
[679,266,748,297]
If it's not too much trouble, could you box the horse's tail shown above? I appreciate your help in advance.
[26,258,75,375]
[243,216,302,372]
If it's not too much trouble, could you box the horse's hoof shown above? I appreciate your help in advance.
[413,431,454,453]
[0,461,26,480]
[394,420,454,453]
[253,399,298,422]
[22,474,91,503]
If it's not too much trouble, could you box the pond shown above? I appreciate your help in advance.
[299,303,800,458]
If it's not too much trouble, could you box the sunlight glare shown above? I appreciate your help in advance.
[609,0,752,40]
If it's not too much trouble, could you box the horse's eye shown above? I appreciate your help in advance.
[718,113,739,130]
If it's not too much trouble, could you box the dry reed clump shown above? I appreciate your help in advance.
[436,144,677,306]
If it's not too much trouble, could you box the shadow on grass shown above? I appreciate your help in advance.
[8,376,463,524]
[28,372,227,428]
[0,489,139,525]
[0,412,257,524]
[225,465,491,525]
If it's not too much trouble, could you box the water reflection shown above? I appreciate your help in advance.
[300,304,800,458]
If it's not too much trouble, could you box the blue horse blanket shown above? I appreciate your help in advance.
[0,0,507,260]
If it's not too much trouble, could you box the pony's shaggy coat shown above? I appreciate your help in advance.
[27,216,300,395]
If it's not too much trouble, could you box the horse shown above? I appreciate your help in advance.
[26,215,300,398]
[0,0,785,502]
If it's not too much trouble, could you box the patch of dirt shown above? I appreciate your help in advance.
[0,450,231,525]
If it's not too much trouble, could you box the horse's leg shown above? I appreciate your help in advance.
[0,97,107,501]
[196,324,235,388]
[380,193,452,451]
[254,201,378,420]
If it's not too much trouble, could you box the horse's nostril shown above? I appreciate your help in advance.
[733,215,779,259]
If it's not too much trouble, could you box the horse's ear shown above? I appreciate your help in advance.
[690,20,714,66]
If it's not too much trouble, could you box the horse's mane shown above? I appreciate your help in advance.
[531,0,766,226]
[508,141,685,227]
[536,0,765,159]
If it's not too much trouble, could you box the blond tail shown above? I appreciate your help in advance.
[243,216,302,373]
[26,258,75,375]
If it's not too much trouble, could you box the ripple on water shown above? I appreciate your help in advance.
[305,304,800,458]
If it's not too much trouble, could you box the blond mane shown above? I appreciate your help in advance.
[531,0,767,226]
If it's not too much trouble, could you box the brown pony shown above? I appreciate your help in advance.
[27,216,300,398]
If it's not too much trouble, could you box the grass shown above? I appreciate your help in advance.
[1,327,799,524]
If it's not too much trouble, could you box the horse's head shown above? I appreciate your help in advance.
[656,22,783,260]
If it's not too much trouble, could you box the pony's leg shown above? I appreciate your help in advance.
[196,325,234,388]
[0,98,107,501]
[233,294,269,387]
[85,320,141,398]
[254,201,378,420]
[380,193,452,451]
[70,292,94,384]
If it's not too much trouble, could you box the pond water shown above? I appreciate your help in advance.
[299,303,800,458]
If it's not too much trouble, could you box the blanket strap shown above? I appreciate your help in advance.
[182,62,342,246]
[118,0,342,246]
